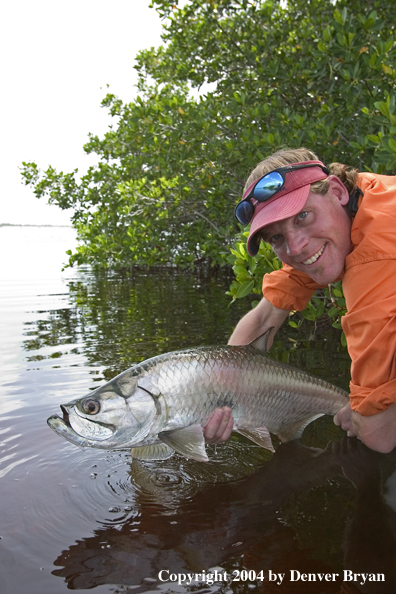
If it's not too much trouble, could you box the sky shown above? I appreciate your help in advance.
[1,0,164,225]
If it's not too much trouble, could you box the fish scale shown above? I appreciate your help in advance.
[118,346,346,440]
[47,331,348,462]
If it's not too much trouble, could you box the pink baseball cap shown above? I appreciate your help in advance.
[246,161,329,256]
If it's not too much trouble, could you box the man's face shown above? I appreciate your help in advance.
[259,180,353,285]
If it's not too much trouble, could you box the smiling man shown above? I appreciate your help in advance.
[204,147,396,453]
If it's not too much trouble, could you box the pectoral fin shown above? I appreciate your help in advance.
[159,425,209,462]
[236,427,275,453]
[131,443,175,460]
[277,414,324,443]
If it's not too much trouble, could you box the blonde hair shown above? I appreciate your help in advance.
[244,147,359,196]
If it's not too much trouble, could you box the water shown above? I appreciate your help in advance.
[1,226,396,594]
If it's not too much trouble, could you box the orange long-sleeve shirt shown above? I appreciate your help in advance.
[262,172,396,416]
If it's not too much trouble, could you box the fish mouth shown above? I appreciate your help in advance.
[47,405,114,446]
[47,412,87,447]
[60,404,70,423]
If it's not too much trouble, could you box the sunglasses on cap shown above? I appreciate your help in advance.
[235,162,330,226]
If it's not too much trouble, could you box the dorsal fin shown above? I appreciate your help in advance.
[248,327,274,352]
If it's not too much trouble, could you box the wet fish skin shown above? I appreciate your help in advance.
[47,332,348,461]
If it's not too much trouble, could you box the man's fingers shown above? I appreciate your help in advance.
[334,402,352,430]
[347,430,358,437]
[215,410,234,444]
[204,407,233,444]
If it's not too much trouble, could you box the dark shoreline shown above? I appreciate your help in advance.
[0,223,71,227]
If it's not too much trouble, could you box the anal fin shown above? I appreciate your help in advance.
[236,427,275,453]
[277,414,324,443]
[159,424,209,462]
[131,443,175,461]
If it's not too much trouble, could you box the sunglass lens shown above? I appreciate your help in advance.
[235,200,254,225]
[253,171,284,201]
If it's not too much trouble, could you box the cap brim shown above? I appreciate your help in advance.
[247,185,310,256]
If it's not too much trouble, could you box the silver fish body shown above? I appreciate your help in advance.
[47,333,348,461]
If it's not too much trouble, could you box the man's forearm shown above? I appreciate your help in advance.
[228,297,290,347]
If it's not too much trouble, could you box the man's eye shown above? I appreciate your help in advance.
[270,234,282,243]
[298,211,308,219]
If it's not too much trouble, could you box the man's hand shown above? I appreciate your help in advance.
[333,402,357,437]
[203,407,234,444]
[205,298,288,445]
[334,402,396,454]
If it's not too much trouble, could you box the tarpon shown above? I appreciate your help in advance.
[47,331,348,461]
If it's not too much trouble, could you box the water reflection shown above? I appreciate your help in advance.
[20,265,351,385]
[22,267,254,379]
[51,439,396,593]
[334,440,396,594]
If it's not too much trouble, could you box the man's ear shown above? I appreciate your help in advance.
[328,175,349,206]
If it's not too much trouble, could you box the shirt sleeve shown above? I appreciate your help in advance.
[262,264,325,311]
[342,259,396,416]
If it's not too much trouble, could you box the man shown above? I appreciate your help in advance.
[204,147,396,453]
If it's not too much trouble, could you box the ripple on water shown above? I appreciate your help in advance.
[128,436,273,510]
[22,445,141,543]
[59,449,138,519]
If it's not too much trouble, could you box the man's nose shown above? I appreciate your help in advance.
[285,230,309,257]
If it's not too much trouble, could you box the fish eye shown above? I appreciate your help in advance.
[82,398,101,415]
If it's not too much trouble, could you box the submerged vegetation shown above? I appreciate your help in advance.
[21,0,396,328]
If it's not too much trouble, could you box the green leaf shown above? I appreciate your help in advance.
[323,26,332,42]
[375,101,391,119]
[334,9,344,25]
[235,280,255,299]
[388,138,396,153]
[233,263,248,274]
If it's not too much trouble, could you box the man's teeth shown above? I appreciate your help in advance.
[303,245,325,265]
